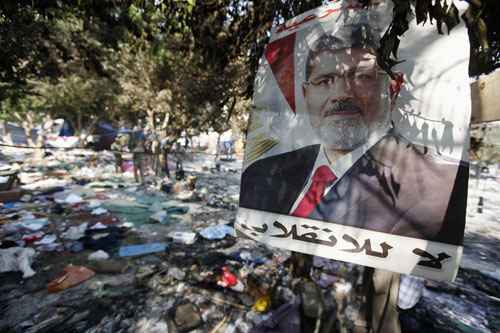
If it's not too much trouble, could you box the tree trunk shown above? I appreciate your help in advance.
[81,117,99,147]
[215,133,221,161]
[147,110,155,131]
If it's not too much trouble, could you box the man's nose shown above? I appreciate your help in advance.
[333,75,354,97]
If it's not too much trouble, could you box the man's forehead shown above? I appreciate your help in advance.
[312,48,376,63]
[309,48,377,74]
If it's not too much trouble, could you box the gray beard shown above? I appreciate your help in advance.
[318,109,392,150]
[318,117,369,150]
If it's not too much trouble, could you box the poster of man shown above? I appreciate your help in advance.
[237,1,470,281]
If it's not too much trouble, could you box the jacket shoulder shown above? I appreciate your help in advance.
[242,144,320,177]
[239,145,319,213]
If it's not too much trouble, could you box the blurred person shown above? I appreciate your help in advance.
[129,124,146,184]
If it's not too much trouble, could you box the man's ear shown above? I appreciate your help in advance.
[389,72,404,110]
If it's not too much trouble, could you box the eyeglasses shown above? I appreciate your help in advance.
[306,70,387,89]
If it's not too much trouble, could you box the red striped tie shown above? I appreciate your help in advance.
[292,165,337,218]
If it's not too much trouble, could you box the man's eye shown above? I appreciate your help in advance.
[356,73,374,80]
[315,76,334,85]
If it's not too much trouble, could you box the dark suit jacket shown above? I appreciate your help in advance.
[239,133,468,245]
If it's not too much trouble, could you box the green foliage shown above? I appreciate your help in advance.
[461,0,500,76]
[0,0,326,131]
[2,0,498,144]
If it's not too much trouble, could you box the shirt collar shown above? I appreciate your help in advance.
[313,126,390,179]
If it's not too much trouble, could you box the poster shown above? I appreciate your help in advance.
[236,0,470,281]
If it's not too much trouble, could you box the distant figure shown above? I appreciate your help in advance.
[397,112,411,139]
[111,133,128,173]
[150,133,161,176]
[408,115,420,141]
[441,118,454,154]
[420,122,429,154]
[162,146,171,177]
[431,127,441,155]
[129,125,146,184]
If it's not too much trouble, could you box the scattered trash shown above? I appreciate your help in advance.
[91,207,108,215]
[118,243,167,257]
[2,202,16,209]
[34,234,57,245]
[66,241,84,253]
[47,265,95,293]
[166,206,189,215]
[218,266,245,292]
[168,231,197,245]
[37,243,64,252]
[102,200,151,226]
[150,210,168,224]
[0,133,491,333]
[83,227,125,250]
[167,267,186,281]
[230,250,266,265]
[62,223,88,240]
[0,247,36,278]
[90,222,108,230]
[253,295,271,313]
[300,280,324,318]
[173,303,202,332]
[0,189,23,203]
[19,218,49,231]
[161,182,172,193]
[249,298,302,333]
[199,224,235,240]
[87,259,129,274]
[63,193,83,205]
[22,232,44,244]
[88,200,102,208]
[88,250,110,261]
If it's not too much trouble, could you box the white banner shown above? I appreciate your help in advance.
[237,208,462,281]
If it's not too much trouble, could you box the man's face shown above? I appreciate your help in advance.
[303,48,389,151]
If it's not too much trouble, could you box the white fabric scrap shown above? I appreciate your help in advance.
[0,247,36,278]
[62,223,88,240]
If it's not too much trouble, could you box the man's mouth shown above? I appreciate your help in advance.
[323,100,363,117]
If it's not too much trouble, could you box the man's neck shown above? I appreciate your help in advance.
[323,147,351,164]
[322,127,393,165]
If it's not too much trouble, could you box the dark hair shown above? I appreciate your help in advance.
[305,23,380,81]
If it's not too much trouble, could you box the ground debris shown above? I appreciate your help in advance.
[0,148,499,332]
